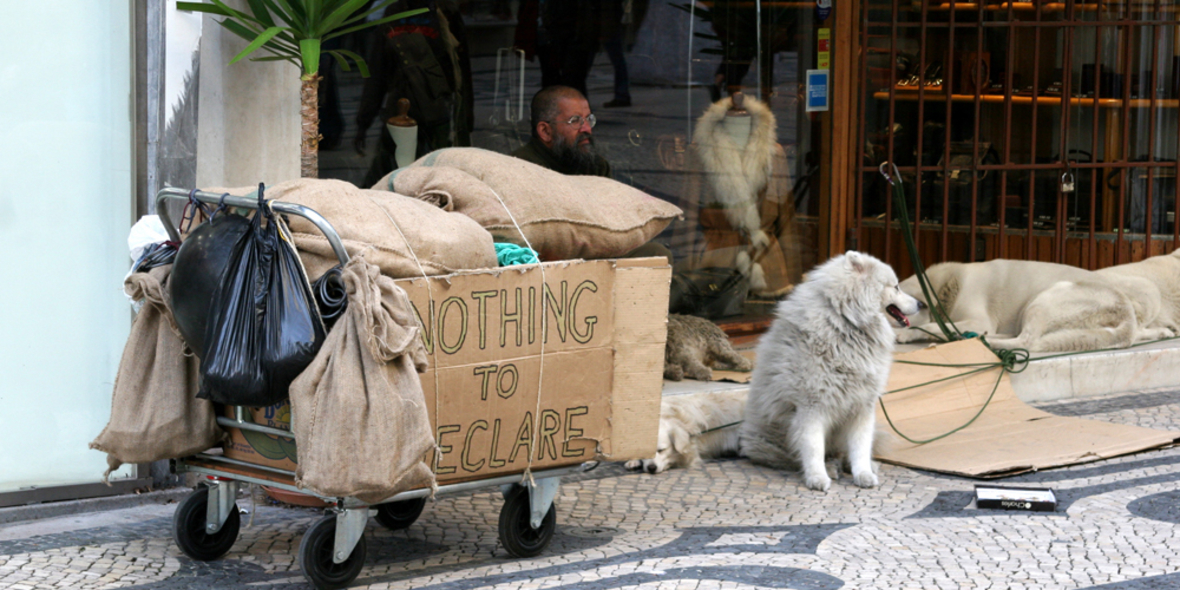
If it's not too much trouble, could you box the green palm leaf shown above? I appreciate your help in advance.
[244,0,275,26]
[326,48,368,77]
[230,26,285,65]
[178,0,423,78]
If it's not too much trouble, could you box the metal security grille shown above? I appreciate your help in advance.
[855,0,1180,275]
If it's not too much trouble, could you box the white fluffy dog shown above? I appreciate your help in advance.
[625,390,746,474]
[740,252,919,492]
[896,256,1177,352]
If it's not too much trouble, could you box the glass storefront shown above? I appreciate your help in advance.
[317,0,837,326]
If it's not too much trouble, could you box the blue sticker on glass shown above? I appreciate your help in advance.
[806,69,829,112]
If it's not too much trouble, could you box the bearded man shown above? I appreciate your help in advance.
[512,86,611,177]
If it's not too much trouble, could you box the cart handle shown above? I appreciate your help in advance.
[155,187,351,267]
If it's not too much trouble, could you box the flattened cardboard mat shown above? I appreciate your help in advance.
[875,339,1179,478]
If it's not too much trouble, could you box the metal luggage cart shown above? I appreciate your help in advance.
[156,188,594,590]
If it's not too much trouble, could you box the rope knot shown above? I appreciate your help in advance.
[991,346,1030,374]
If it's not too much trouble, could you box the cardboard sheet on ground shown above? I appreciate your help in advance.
[711,350,757,383]
[875,339,1179,478]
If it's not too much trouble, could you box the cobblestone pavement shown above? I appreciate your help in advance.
[3,389,1180,590]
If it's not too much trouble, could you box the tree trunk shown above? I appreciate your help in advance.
[300,73,322,178]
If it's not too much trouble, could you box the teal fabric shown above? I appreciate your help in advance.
[495,242,539,266]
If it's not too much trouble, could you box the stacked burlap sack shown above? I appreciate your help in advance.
[372,147,683,261]
[93,156,682,503]
[210,178,499,279]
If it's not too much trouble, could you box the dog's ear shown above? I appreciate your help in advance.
[669,425,691,455]
[846,251,867,274]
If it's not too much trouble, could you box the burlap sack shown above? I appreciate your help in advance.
[372,147,684,261]
[89,265,223,480]
[205,179,497,280]
[289,256,436,504]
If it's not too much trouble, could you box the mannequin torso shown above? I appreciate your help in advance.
[721,115,752,149]
[723,91,753,149]
[386,98,419,168]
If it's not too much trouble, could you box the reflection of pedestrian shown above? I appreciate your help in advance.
[354,0,472,187]
[601,0,631,108]
[703,0,801,103]
[515,0,601,99]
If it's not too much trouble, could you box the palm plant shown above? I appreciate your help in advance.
[178,0,427,178]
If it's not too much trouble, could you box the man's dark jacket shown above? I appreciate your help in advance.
[511,137,612,177]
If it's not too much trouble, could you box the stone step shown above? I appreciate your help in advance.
[665,339,1180,402]
[1007,339,1180,403]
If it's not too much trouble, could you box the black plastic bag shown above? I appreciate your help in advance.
[198,185,327,407]
[171,211,253,355]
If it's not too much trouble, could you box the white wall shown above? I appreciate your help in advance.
[0,3,135,491]
[196,9,302,188]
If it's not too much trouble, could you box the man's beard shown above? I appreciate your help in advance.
[550,132,599,174]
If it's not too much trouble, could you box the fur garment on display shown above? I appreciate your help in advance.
[676,95,802,298]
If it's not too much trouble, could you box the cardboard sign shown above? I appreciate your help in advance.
[223,258,670,486]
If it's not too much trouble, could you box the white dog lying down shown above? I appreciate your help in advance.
[741,252,918,492]
[896,251,1180,352]
[625,390,746,474]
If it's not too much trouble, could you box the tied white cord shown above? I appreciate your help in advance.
[363,194,443,497]
[482,186,548,489]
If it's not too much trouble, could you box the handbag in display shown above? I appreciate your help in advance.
[925,141,1000,225]
[668,267,749,320]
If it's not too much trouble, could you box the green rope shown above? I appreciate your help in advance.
[879,364,1003,445]
[877,163,1034,445]
[882,163,963,343]
[694,421,743,437]
[880,336,1030,445]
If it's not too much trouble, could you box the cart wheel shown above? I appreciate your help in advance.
[172,486,240,561]
[374,497,427,531]
[498,485,556,558]
[299,514,367,590]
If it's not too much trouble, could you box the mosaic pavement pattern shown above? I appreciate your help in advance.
[3,388,1180,590]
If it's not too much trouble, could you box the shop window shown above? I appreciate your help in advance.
[317,1,836,327]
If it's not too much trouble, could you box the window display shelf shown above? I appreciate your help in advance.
[905,2,1179,13]
[872,91,1180,108]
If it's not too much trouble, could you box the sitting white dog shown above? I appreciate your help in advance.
[625,390,746,474]
[741,252,919,492]
[896,253,1178,352]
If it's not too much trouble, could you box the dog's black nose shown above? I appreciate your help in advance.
[645,463,658,474]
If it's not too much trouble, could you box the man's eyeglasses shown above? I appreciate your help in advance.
[559,114,597,129]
